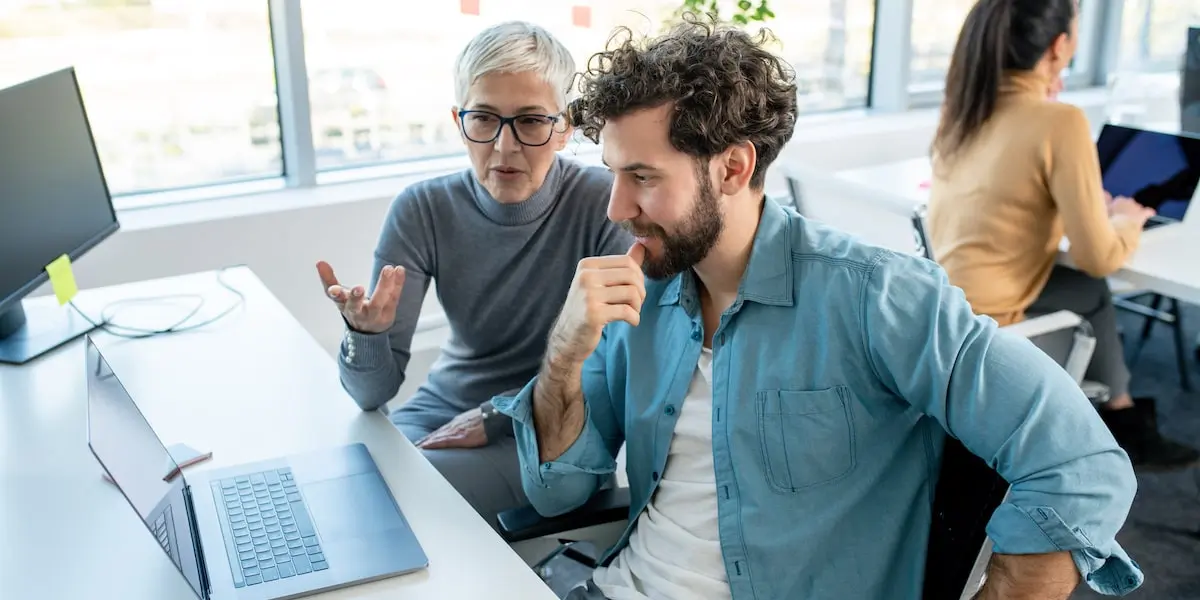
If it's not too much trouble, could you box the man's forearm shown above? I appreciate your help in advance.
[973,552,1079,600]
[531,349,588,463]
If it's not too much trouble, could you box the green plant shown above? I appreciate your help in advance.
[677,0,776,25]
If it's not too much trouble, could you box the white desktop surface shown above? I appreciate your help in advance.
[0,267,555,600]
[837,158,1200,306]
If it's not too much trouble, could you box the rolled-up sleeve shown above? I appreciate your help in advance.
[861,251,1142,596]
[491,332,624,518]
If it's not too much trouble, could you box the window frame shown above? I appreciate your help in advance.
[902,0,1112,109]
[106,0,1127,212]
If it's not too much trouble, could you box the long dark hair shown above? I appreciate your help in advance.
[933,0,1076,160]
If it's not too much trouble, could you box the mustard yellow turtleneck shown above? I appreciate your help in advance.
[927,69,1142,326]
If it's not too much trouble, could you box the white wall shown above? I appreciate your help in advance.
[30,94,1114,407]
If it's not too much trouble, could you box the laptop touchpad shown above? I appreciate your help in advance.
[302,473,407,543]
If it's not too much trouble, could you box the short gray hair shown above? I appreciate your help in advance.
[453,21,578,113]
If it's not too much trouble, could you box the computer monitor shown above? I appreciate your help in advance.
[0,67,119,365]
[1183,27,1200,135]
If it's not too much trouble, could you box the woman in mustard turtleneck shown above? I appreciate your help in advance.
[927,0,1198,470]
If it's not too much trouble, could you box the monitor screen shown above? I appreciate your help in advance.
[1096,124,1200,222]
[86,338,205,599]
[0,67,118,314]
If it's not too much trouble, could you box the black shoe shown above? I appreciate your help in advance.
[1100,397,1200,471]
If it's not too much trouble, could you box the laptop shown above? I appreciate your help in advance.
[1095,123,1200,230]
[85,336,428,599]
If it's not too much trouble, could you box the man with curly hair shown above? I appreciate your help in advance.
[493,16,1141,600]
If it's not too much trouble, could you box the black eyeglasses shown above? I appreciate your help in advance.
[457,109,567,147]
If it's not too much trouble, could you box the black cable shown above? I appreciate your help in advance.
[69,267,246,340]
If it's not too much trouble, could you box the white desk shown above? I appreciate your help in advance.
[0,267,555,600]
[837,158,1200,307]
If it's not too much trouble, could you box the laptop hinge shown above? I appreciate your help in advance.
[183,484,213,599]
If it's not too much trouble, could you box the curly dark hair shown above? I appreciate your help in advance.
[571,14,798,190]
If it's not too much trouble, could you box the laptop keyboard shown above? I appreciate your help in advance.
[1144,215,1174,230]
[153,504,180,567]
[211,467,328,588]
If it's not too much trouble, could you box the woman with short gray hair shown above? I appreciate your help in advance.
[315,21,631,527]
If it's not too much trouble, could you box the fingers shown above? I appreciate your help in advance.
[580,253,645,272]
[372,266,407,314]
[415,425,442,449]
[627,242,646,266]
[316,260,339,290]
[326,284,348,308]
[417,428,472,450]
[418,433,457,450]
[1113,197,1155,216]
[343,285,366,315]
[579,267,645,294]
[318,261,348,308]
[601,302,642,328]
[577,254,646,306]
[593,284,645,313]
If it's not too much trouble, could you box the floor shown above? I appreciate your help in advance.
[540,303,1200,599]
[1071,301,1200,599]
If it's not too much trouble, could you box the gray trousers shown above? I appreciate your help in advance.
[388,394,528,533]
[1027,265,1132,399]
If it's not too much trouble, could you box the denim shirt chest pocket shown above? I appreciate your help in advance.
[756,386,857,493]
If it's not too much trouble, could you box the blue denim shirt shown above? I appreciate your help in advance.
[494,199,1142,599]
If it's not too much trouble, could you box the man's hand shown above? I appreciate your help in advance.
[416,408,487,450]
[317,260,405,334]
[973,552,1080,600]
[547,243,647,365]
[532,243,646,463]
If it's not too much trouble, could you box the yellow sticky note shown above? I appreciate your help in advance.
[45,254,78,306]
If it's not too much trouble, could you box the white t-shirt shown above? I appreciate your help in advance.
[592,348,731,600]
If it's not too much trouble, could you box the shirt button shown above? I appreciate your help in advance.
[664,405,675,416]
[719,333,726,345]
[652,471,660,481]
[690,330,701,341]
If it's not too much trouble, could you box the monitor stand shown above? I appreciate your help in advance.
[0,301,98,365]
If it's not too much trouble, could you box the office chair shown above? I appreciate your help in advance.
[784,172,808,215]
[910,204,1112,404]
[912,203,1195,392]
[911,203,933,262]
[496,309,1099,600]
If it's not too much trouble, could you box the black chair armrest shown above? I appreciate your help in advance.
[497,487,631,544]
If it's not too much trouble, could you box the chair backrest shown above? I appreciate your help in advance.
[775,163,924,253]
[923,310,1095,600]
[784,173,808,216]
[912,202,933,261]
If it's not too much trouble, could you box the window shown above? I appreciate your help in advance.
[598,0,878,113]
[0,0,280,197]
[1118,0,1200,73]
[748,0,877,112]
[908,0,976,91]
[300,0,632,172]
[299,0,877,172]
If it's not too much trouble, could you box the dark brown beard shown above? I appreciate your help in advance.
[619,168,723,280]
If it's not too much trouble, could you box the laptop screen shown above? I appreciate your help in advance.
[1096,124,1200,223]
[85,337,205,599]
